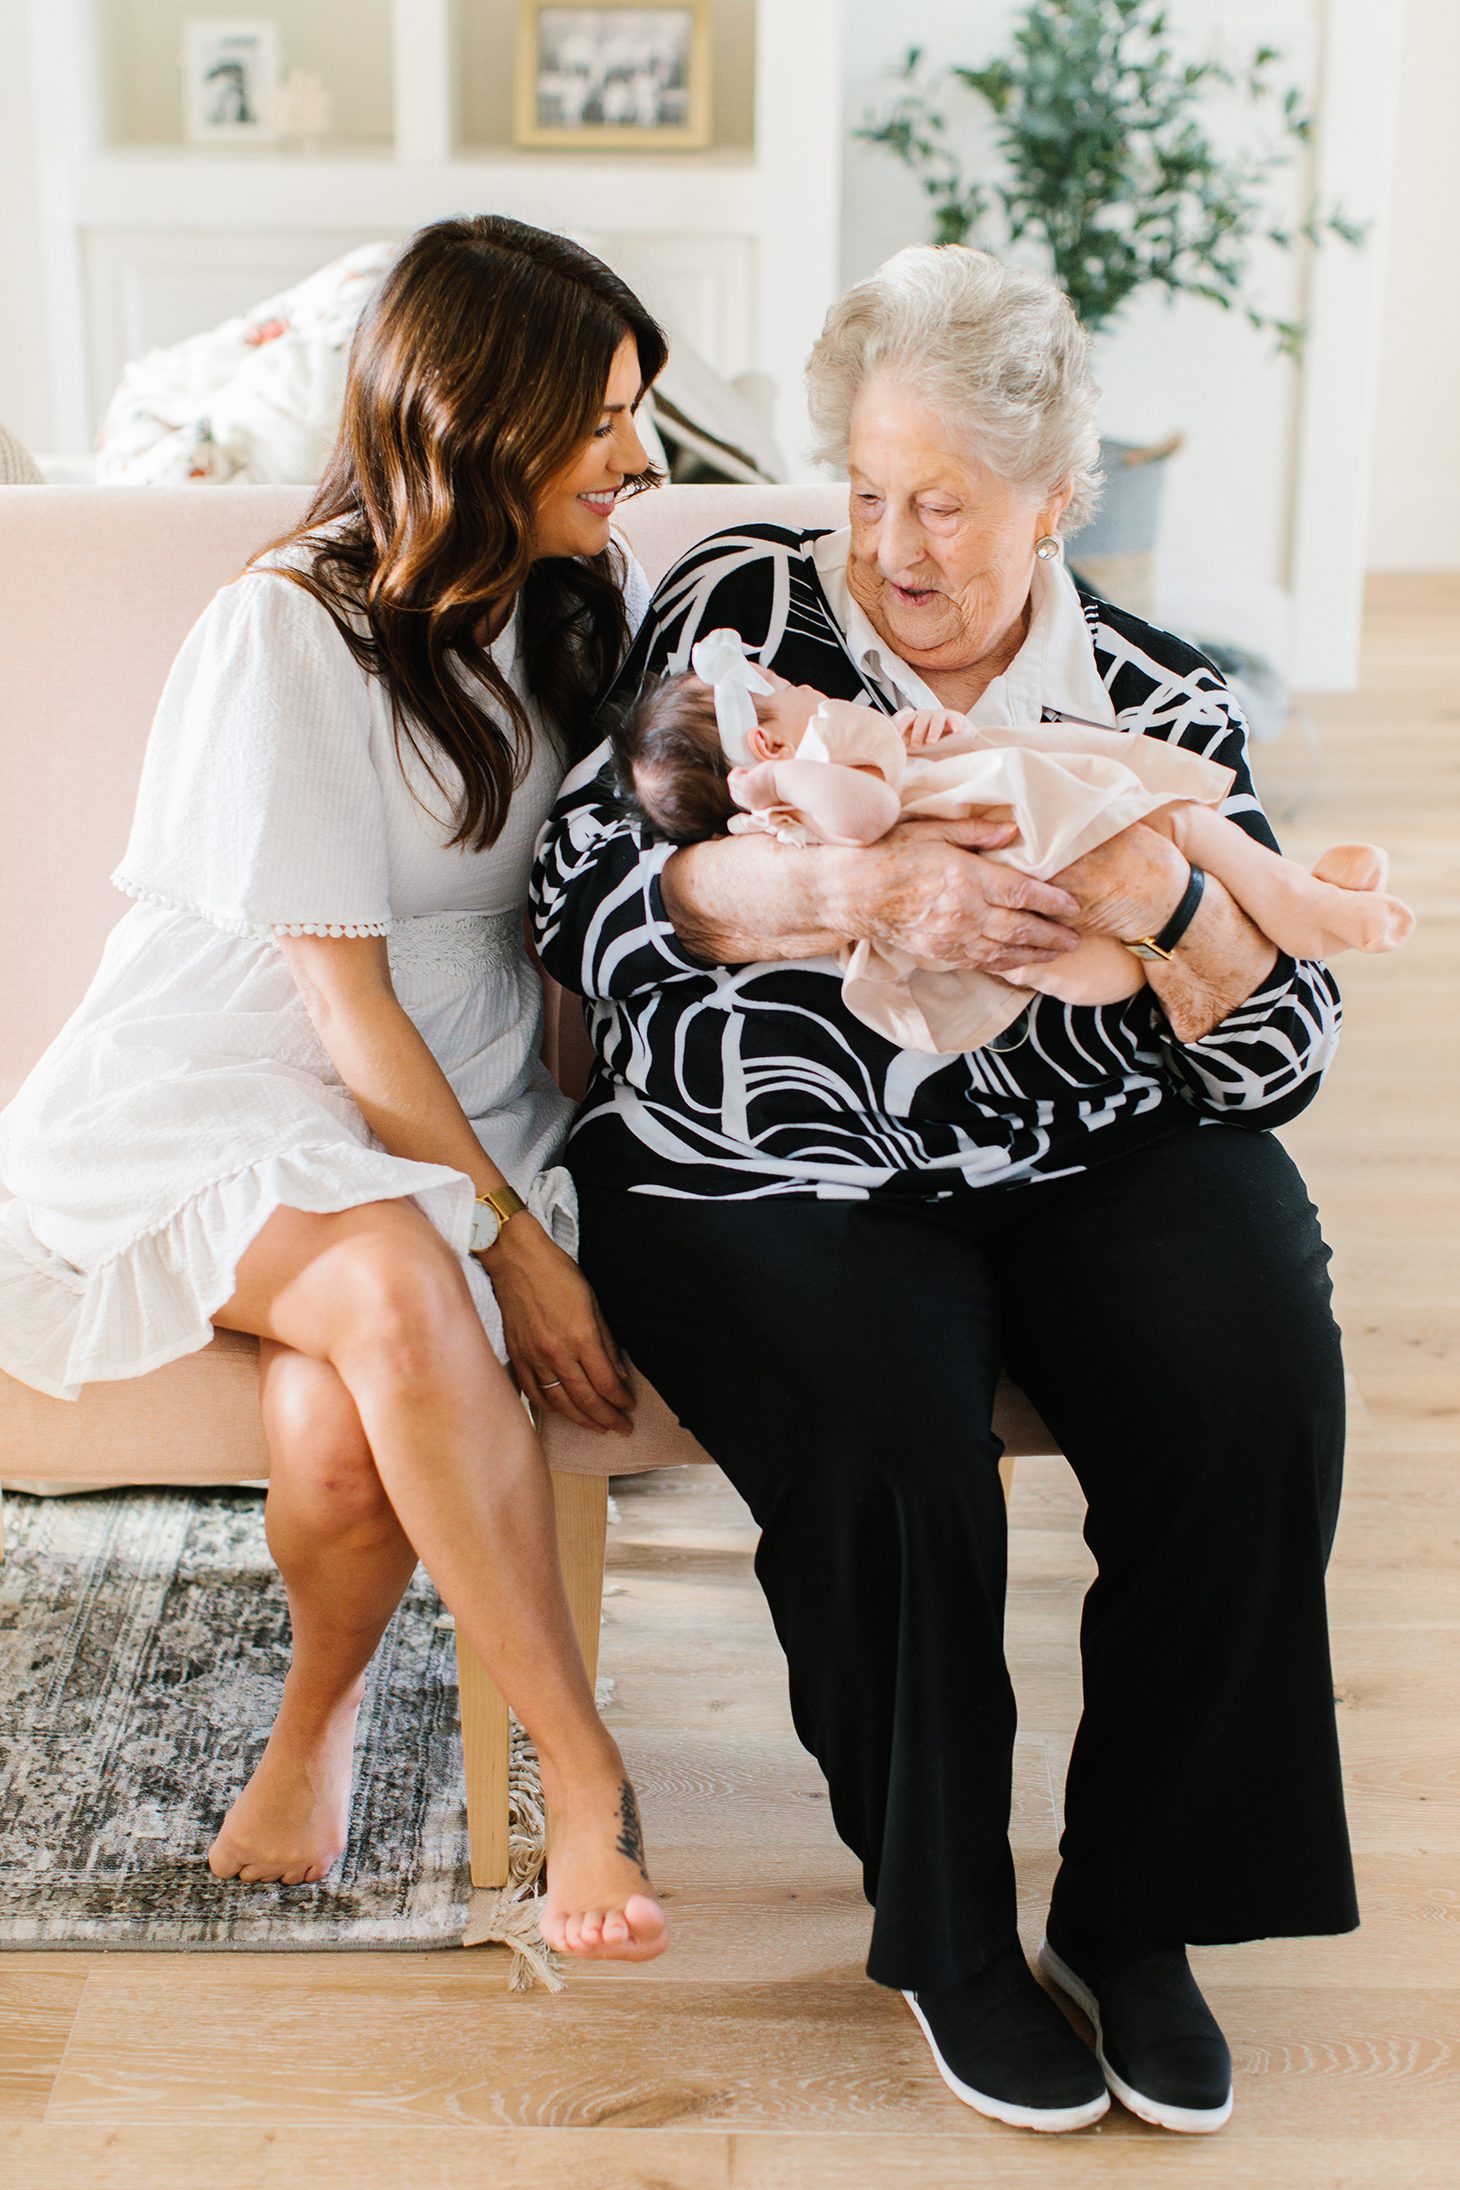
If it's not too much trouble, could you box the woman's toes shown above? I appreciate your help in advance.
[564,1911,587,1954]
[622,1894,670,1956]
[601,1909,631,1948]
[578,1909,606,1947]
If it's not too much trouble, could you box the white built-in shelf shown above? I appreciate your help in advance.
[29,0,843,472]
[69,148,762,234]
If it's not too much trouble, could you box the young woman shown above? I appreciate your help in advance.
[0,215,669,1962]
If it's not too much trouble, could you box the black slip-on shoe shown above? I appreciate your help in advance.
[1039,1916,1234,2134]
[903,1940,1110,2133]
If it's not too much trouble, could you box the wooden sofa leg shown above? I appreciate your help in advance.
[552,1471,609,1693]
[998,1455,1015,1508]
[457,1629,511,1890]
[456,1470,610,1891]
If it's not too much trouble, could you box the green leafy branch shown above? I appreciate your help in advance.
[856,0,1364,353]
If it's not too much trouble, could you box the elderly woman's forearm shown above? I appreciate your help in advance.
[1146,874,1278,1042]
[660,837,847,964]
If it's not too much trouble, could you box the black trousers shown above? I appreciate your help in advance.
[577,1122,1359,1991]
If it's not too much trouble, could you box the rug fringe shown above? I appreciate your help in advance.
[462,1886,565,1993]
[458,1668,618,1990]
[461,1713,562,1990]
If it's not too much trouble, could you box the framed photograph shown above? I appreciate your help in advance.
[182,20,282,145]
[515,1,712,151]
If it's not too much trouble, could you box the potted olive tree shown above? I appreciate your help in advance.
[858,0,1363,609]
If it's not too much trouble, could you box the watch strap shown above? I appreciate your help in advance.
[479,1182,527,1227]
[1128,864,1205,962]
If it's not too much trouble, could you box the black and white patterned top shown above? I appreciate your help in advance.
[531,523,1341,1201]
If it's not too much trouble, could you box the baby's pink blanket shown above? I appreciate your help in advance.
[730,702,1234,1054]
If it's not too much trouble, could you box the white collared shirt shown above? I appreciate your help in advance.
[811,527,1117,731]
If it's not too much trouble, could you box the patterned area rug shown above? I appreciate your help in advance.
[0,1487,475,1950]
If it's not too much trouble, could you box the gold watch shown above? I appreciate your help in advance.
[469,1182,527,1256]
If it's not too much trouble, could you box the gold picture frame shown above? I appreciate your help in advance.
[515,0,712,151]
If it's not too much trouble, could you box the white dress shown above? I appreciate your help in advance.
[0,545,649,1401]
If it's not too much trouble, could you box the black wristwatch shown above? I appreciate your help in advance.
[1126,865,1206,963]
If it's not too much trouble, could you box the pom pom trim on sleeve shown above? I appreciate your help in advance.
[111,872,394,941]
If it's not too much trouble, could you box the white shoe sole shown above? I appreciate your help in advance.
[902,1989,1111,2134]
[1037,1939,1234,2134]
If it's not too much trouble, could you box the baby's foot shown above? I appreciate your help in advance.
[1312,841,1389,892]
[539,1763,669,1963]
[207,1678,362,1886]
[1311,882,1415,952]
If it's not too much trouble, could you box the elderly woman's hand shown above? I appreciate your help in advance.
[831,815,1084,975]
[662,813,1082,975]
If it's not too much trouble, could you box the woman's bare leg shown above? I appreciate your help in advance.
[1159,806,1414,955]
[208,1342,418,1884]
[213,1198,667,1960]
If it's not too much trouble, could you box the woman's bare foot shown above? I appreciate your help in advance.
[207,1675,363,1885]
[538,1757,669,1963]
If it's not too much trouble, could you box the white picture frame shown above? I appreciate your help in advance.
[182,20,282,146]
[515,1,712,152]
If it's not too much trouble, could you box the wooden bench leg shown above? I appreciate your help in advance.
[457,1627,511,1889]
[457,1470,610,1890]
[551,1471,609,1692]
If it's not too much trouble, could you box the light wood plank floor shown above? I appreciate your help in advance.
[3,577,1456,2188]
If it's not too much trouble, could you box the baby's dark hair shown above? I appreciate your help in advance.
[609,670,740,844]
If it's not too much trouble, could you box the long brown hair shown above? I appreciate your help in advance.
[261,216,667,850]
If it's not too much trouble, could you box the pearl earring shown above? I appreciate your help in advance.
[1034,535,1062,561]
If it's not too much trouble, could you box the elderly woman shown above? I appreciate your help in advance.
[532,247,1357,2133]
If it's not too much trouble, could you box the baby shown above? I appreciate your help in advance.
[611,629,1414,1055]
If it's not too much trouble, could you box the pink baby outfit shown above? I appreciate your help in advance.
[729,701,1234,1053]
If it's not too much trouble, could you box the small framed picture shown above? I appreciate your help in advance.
[515,1,712,151]
[182,20,282,145]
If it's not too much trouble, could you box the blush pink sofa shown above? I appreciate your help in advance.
[0,482,1056,1888]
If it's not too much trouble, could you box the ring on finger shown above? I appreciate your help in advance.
[539,1377,564,1389]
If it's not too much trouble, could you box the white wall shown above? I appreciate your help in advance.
[1366,0,1460,571]
[842,0,1330,658]
[0,0,51,449]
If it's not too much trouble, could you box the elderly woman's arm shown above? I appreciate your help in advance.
[661,819,1082,976]
[1047,695,1342,1129]
[533,765,1079,998]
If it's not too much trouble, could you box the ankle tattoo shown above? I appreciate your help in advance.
[614,1778,648,1878]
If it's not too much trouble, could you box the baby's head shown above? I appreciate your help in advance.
[610,666,822,843]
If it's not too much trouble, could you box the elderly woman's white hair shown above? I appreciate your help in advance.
[808,245,1103,533]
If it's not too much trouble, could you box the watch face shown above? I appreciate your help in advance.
[469,1200,501,1254]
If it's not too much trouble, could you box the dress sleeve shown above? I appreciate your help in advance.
[113,569,393,939]
[1136,673,1342,1128]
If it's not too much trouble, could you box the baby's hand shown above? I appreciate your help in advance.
[897,706,965,749]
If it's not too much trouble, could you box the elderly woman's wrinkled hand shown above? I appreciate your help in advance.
[1050,822,1190,944]
[839,814,1083,975]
